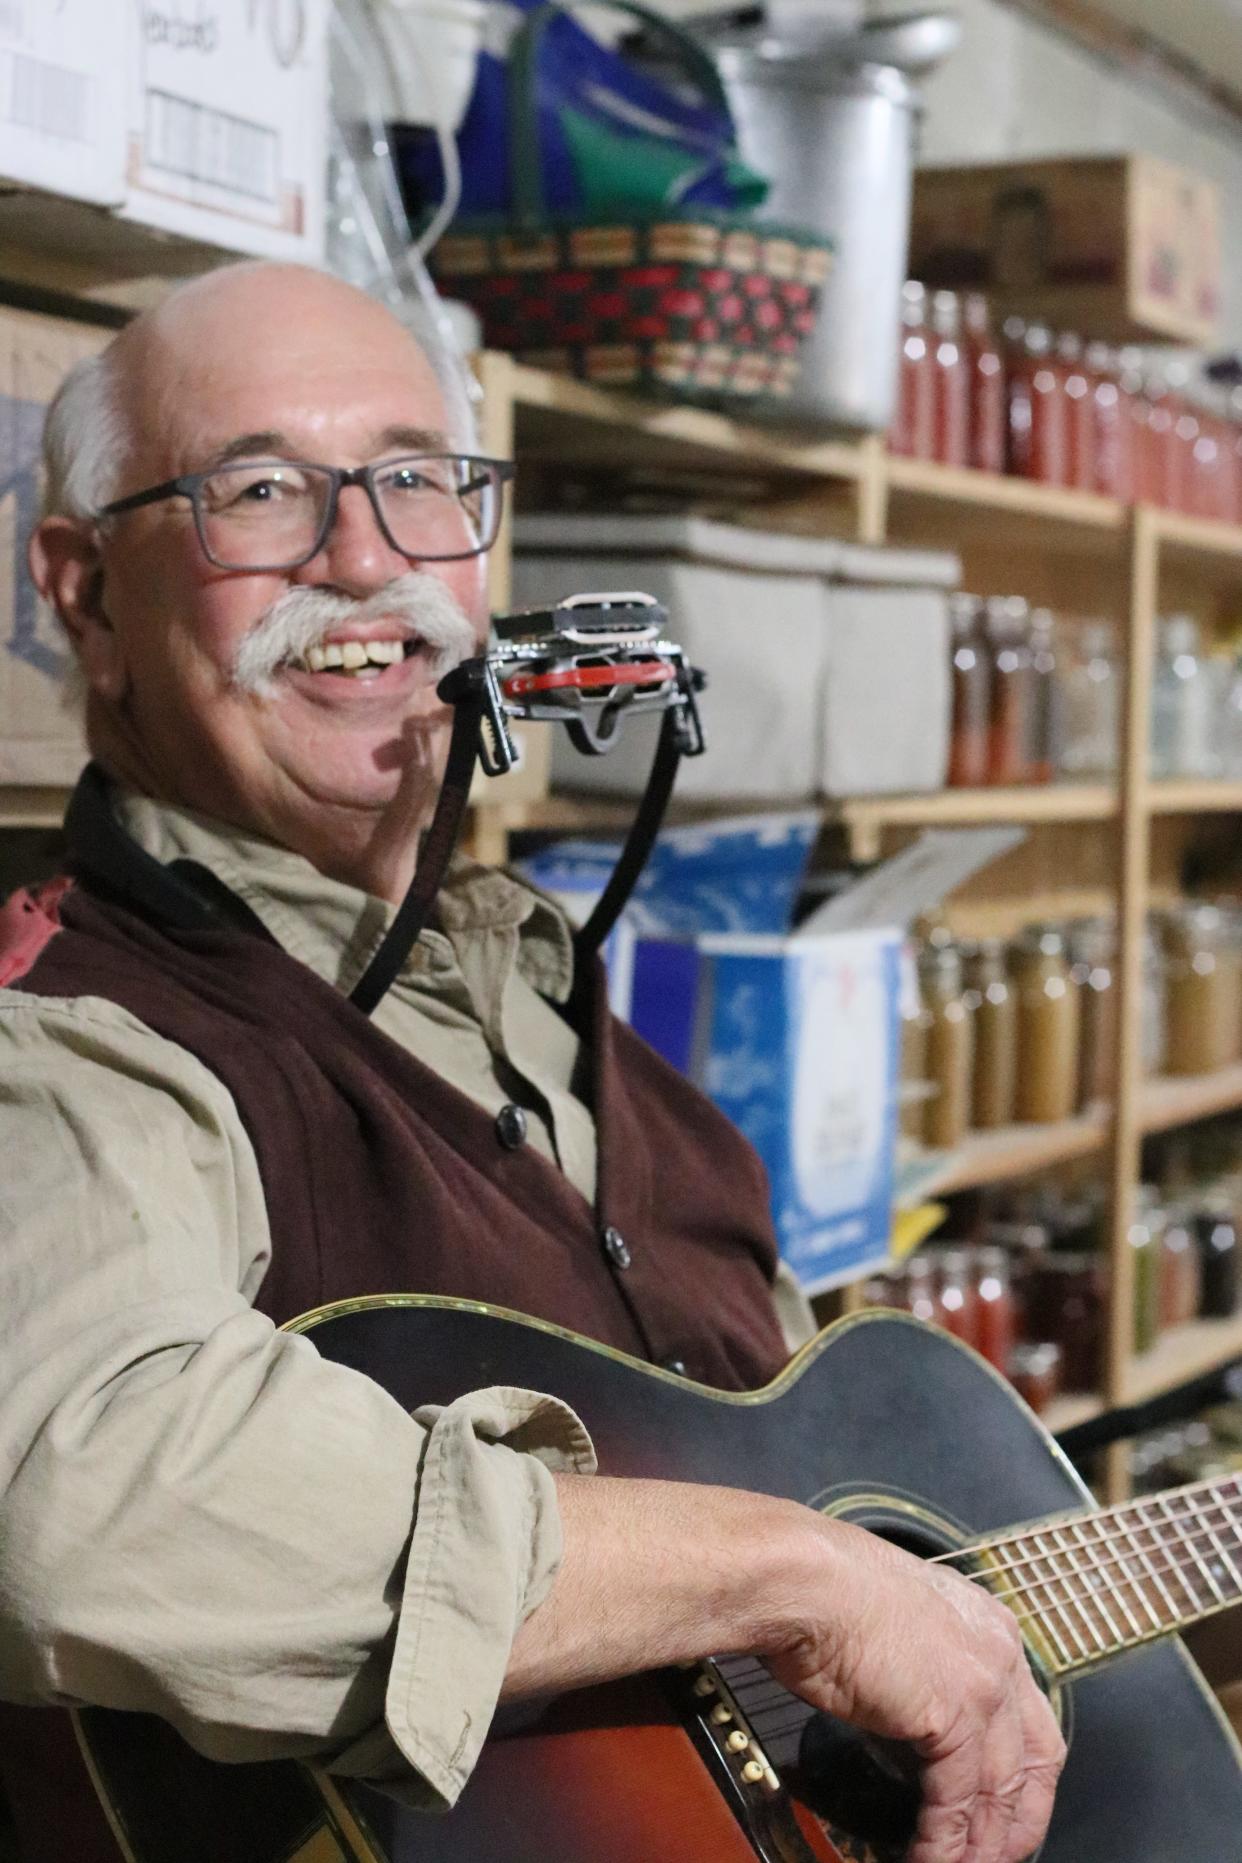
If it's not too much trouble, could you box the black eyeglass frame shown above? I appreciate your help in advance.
[95,453,517,571]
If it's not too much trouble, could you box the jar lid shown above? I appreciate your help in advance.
[1009,1341,1061,1375]
[1161,613,1201,656]
[918,941,963,985]
[949,591,983,634]
[1015,924,1069,958]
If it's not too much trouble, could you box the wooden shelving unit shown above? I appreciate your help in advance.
[12,325,1242,1496]
[1126,1313,1242,1406]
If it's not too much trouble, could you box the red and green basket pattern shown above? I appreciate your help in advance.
[428,1,834,407]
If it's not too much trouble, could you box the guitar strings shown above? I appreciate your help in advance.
[940,1499,1242,1637]
[927,1468,1242,1587]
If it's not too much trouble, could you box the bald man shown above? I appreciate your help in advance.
[0,263,1063,1863]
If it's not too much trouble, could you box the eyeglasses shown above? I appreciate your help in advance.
[96,453,515,571]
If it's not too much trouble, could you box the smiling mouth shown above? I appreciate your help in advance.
[293,638,422,680]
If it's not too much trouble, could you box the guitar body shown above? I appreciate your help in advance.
[78,1304,1242,1863]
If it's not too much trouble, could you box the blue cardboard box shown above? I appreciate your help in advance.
[519,816,900,1291]
[625,926,901,1293]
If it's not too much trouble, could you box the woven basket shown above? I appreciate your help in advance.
[428,0,833,408]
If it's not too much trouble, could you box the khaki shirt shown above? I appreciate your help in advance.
[0,790,812,1804]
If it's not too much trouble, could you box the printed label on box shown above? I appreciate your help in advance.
[123,0,328,259]
[0,0,127,205]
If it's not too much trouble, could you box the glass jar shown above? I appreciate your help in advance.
[1142,922,1167,1076]
[1012,926,1081,1124]
[1196,1202,1241,1320]
[1023,1253,1106,1392]
[892,281,935,460]
[899,974,933,1144]
[963,939,1017,1129]
[984,596,1034,786]
[930,289,971,468]
[918,943,974,1149]
[1130,1194,1164,1355]
[1159,1210,1201,1329]
[1087,342,1133,501]
[1217,653,1242,782]
[1057,332,1095,492]
[964,292,1006,475]
[936,1246,981,1348]
[1008,1341,1062,1417]
[903,1253,945,1327]
[1159,905,1235,1076]
[947,593,991,788]
[1057,619,1118,779]
[1008,323,1068,485]
[973,1245,1017,1372]
[1068,917,1117,1110]
[1146,369,1178,509]
[1027,607,1060,783]
[1151,614,1216,780]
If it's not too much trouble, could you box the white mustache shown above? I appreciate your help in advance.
[231,571,480,696]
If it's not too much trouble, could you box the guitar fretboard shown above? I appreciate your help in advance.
[972,1471,1242,1676]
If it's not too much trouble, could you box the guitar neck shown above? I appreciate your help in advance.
[967,1470,1242,1679]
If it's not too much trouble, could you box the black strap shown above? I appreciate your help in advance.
[348,690,485,1016]
[574,707,682,959]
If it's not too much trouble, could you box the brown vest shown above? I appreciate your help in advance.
[0,880,787,1862]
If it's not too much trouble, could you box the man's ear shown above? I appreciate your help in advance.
[28,517,128,701]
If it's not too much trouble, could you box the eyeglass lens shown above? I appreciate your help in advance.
[195,456,501,568]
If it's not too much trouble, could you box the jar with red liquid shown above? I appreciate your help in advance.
[1145,367,1179,510]
[1159,1210,1201,1329]
[1024,1253,1107,1393]
[948,593,991,787]
[1008,1341,1062,1418]
[964,292,1006,475]
[1120,349,1162,506]
[984,596,1035,785]
[1008,324,1068,485]
[930,290,971,467]
[1057,332,1095,492]
[1087,342,1134,501]
[973,1245,1017,1372]
[936,1246,981,1348]
[892,281,935,460]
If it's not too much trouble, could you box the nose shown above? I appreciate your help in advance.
[290,480,412,597]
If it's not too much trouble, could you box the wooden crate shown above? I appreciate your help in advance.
[910,154,1221,346]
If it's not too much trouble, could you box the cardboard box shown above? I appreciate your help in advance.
[0,0,127,205]
[628,926,902,1293]
[121,0,329,261]
[518,815,900,1292]
[0,307,108,789]
[911,155,1221,347]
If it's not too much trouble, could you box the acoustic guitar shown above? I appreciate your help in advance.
[77,1299,1242,1863]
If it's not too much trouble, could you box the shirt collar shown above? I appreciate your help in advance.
[112,786,576,1003]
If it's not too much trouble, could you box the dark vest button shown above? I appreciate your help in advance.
[494,1103,528,1150]
[601,1225,632,1270]
[661,1357,689,1377]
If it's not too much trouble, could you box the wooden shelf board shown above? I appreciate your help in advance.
[508,362,870,480]
[1125,1313,1242,1406]
[1148,782,1242,814]
[1045,1392,1106,1435]
[884,456,1126,539]
[922,1115,1109,1196]
[1140,1066,1242,1134]
[834,785,1116,832]
[0,787,70,830]
[1151,509,1242,575]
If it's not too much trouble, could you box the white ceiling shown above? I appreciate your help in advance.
[1084,0,1242,99]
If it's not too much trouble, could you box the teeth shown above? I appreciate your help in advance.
[302,639,407,673]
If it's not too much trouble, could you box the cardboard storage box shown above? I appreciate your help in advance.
[121,0,329,261]
[910,155,1221,347]
[0,0,126,205]
[0,307,108,788]
[512,514,957,803]
[519,817,901,1292]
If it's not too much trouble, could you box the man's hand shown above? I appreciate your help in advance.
[767,1515,1065,1863]
[504,1476,1066,1863]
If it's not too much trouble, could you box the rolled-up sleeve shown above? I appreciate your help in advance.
[0,990,593,1801]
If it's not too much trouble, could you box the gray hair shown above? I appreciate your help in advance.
[40,344,127,520]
